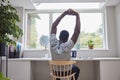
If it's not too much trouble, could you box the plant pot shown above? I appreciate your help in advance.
[0,43,6,56]
[9,52,15,58]
[88,45,94,49]
[14,51,20,58]
[9,45,15,58]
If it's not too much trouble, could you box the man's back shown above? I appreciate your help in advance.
[50,33,74,60]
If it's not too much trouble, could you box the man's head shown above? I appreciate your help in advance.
[59,30,69,42]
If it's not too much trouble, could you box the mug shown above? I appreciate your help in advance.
[71,50,77,58]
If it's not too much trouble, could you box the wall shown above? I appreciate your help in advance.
[104,6,117,56]
[115,2,120,56]
[15,7,25,44]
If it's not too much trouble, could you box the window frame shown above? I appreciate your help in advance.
[24,9,107,50]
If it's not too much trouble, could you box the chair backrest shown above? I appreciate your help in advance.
[49,60,76,78]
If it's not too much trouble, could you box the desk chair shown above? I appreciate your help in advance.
[49,60,76,80]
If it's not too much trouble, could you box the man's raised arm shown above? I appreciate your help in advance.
[51,11,67,34]
[71,10,81,44]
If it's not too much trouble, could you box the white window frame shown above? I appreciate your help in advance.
[24,9,107,50]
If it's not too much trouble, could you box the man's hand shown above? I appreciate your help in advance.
[66,9,79,16]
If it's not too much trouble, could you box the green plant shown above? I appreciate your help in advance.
[0,0,23,45]
[87,40,94,49]
[0,72,10,80]
[87,40,94,46]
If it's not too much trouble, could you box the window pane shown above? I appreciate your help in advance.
[26,14,49,49]
[53,13,103,49]
[26,12,104,50]
[80,13,103,49]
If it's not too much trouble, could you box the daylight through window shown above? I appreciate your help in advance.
[25,3,105,50]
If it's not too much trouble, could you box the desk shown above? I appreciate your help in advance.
[2,57,120,80]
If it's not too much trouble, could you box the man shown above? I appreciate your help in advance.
[50,9,81,80]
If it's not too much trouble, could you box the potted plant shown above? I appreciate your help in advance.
[0,0,23,56]
[87,40,94,49]
[0,72,10,80]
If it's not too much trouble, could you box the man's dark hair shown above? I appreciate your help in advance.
[59,30,69,42]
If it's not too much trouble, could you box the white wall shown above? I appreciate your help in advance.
[115,2,120,56]
[105,6,117,56]
[15,7,25,44]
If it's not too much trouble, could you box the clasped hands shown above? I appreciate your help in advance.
[64,9,79,16]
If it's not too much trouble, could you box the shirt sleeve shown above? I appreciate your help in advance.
[50,33,58,48]
[61,39,74,53]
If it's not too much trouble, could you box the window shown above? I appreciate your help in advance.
[53,13,103,49]
[80,13,103,49]
[26,12,104,50]
[26,13,49,49]
[25,3,105,50]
